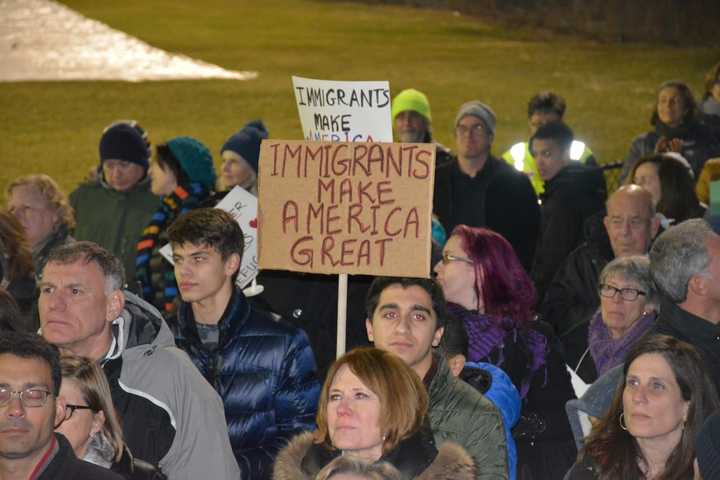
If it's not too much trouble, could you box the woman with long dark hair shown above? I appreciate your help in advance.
[434,225,576,480]
[627,153,705,227]
[565,335,720,479]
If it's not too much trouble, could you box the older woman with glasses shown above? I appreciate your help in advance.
[434,224,576,480]
[56,355,165,480]
[574,256,659,379]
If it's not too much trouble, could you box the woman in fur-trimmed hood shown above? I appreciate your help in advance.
[273,347,476,480]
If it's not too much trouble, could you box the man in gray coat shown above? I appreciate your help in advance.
[38,241,240,479]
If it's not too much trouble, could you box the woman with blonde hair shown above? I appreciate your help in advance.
[273,347,475,480]
[6,173,75,273]
[56,355,165,479]
[564,335,720,479]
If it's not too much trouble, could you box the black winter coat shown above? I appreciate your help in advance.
[433,156,540,270]
[111,447,166,480]
[532,164,606,302]
[539,213,613,382]
[490,322,577,480]
[39,434,124,480]
[171,288,320,480]
[650,298,720,393]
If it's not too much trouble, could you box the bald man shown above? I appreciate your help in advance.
[540,185,660,382]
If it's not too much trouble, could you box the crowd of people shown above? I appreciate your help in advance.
[2,61,720,480]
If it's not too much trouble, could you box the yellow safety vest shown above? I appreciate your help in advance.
[501,140,594,195]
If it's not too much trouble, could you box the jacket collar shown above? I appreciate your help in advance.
[98,169,151,193]
[177,287,251,348]
[426,351,453,399]
[660,297,720,343]
[105,290,172,362]
[301,424,437,478]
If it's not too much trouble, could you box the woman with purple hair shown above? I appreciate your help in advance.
[434,225,576,480]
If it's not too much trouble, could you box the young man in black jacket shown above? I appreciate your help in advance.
[530,122,606,301]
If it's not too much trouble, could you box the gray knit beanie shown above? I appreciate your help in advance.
[455,100,496,137]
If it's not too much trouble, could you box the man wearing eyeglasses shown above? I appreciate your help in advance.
[0,331,123,479]
[541,185,659,382]
[433,100,540,270]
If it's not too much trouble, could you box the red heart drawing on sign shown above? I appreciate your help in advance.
[249,218,257,229]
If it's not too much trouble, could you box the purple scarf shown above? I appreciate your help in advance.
[448,302,547,398]
[588,309,657,376]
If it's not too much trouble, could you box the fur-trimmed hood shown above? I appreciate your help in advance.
[273,431,476,480]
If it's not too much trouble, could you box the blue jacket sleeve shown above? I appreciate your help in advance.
[234,329,320,479]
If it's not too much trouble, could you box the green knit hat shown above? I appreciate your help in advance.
[167,136,217,191]
[392,89,431,122]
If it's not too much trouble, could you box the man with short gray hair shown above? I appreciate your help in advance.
[649,218,720,390]
[38,241,240,479]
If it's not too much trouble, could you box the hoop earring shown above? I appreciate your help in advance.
[619,412,628,431]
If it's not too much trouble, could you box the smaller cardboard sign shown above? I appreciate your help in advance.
[292,76,392,143]
[159,186,259,288]
[258,140,435,277]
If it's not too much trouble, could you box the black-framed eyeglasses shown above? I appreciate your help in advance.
[64,404,95,420]
[0,388,53,408]
[599,284,646,301]
[441,252,474,266]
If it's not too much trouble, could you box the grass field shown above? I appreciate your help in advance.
[2,0,718,197]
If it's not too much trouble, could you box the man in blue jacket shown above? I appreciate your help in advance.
[167,208,320,480]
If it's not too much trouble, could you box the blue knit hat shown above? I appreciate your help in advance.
[220,120,269,174]
[166,136,216,191]
[99,123,150,170]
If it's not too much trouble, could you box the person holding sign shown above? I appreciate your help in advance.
[365,276,508,480]
[391,88,454,169]
[166,208,320,480]
[433,101,540,271]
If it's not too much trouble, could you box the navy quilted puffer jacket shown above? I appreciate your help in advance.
[170,288,320,480]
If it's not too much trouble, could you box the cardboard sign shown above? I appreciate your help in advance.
[258,140,435,277]
[159,186,259,288]
[292,76,392,143]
